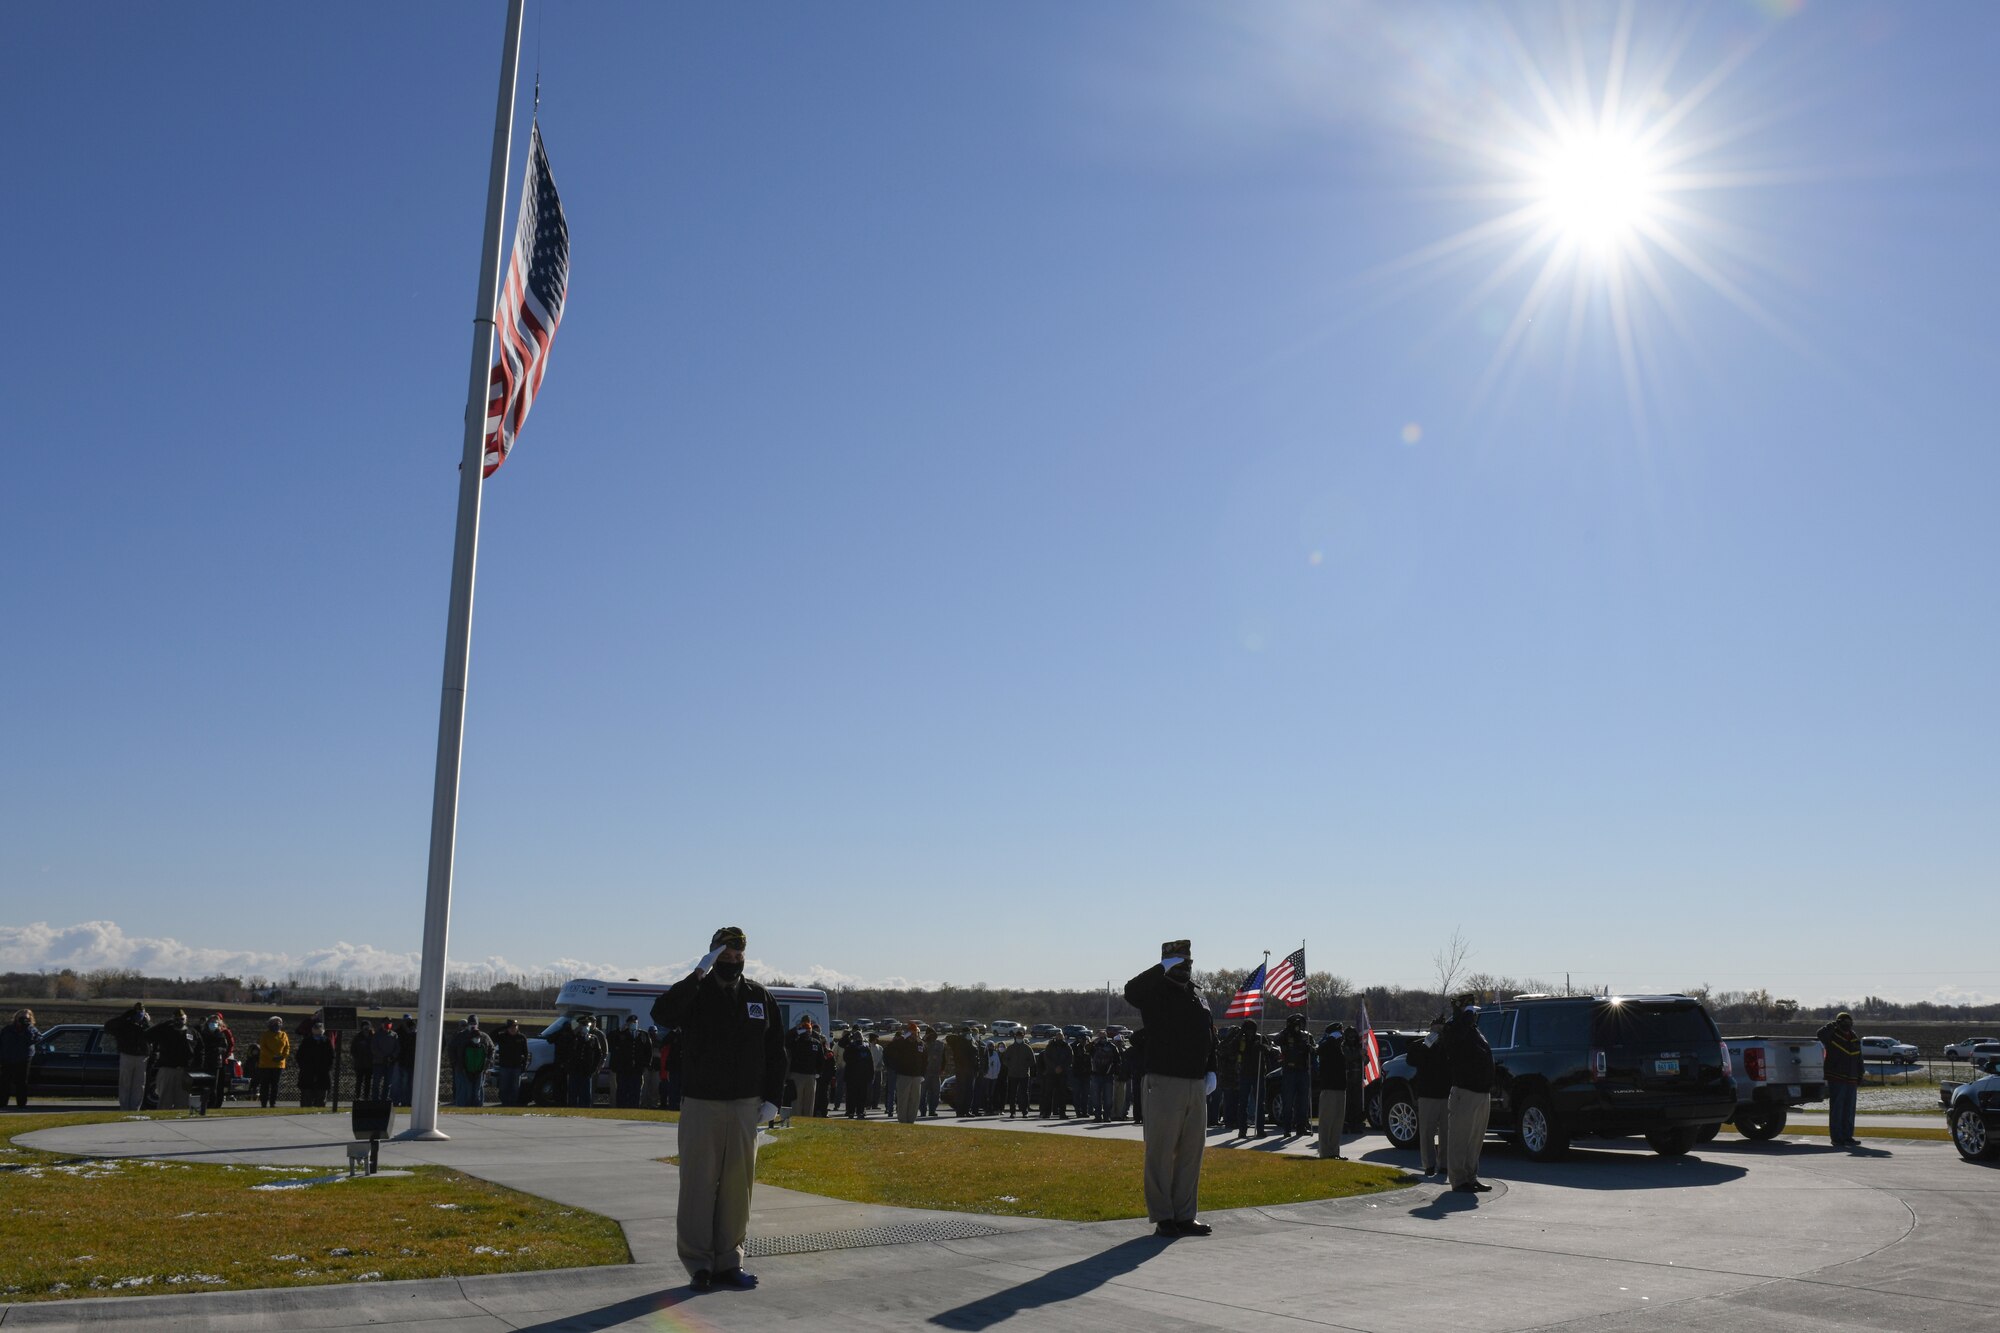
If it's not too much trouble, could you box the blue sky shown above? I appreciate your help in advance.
[3,2,1994,1005]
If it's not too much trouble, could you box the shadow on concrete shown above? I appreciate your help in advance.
[510,1286,707,1332]
[1408,1188,1486,1219]
[1486,1147,1749,1190]
[1700,1139,1891,1159]
[928,1235,1165,1330]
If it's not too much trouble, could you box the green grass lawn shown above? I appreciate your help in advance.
[749,1118,1412,1222]
[0,1110,629,1304]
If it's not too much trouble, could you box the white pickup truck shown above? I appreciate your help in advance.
[1710,1035,1827,1139]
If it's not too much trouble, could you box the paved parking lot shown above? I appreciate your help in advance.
[3,1112,1994,1331]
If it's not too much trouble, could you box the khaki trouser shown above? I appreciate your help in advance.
[784,1071,817,1126]
[1418,1096,1450,1174]
[676,1096,761,1277]
[1446,1086,1491,1187]
[895,1075,923,1123]
[156,1067,188,1110]
[1142,1074,1206,1224]
[1317,1090,1347,1158]
[118,1054,148,1110]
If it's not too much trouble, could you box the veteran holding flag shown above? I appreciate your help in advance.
[1123,939,1218,1236]
[651,926,788,1291]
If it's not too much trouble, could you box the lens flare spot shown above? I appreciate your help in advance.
[1400,422,1423,445]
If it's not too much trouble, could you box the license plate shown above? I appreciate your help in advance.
[1654,1058,1680,1075]
[1788,1084,1801,1097]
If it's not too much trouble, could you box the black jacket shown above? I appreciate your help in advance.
[1042,1038,1072,1075]
[652,971,788,1103]
[787,1029,826,1074]
[1279,1025,1313,1072]
[104,1009,151,1057]
[1406,1035,1453,1098]
[1221,1027,1262,1081]
[1313,1034,1347,1091]
[1818,1022,1863,1083]
[148,1021,200,1069]
[887,1033,924,1077]
[1122,966,1216,1080]
[495,1030,531,1070]
[1445,1014,1495,1094]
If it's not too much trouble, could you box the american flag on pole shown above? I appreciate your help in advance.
[1223,962,1267,1019]
[483,124,569,477]
[1361,1000,1383,1085]
[1266,946,1307,1007]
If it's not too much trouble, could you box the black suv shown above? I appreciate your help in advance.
[1376,995,1735,1159]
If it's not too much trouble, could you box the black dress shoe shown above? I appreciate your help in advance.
[714,1269,759,1289]
[1465,1181,1492,1192]
[690,1269,714,1291]
[1154,1220,1178,1237]
[1176,1219,1213,1236]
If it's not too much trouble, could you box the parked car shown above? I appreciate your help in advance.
[1943,1038,2000,1061]
[1702,1035,1826,1140]
[1029,1024,1061,1042]
[1375,995,1735,1160]
[989,1021,1025,1040]
[1943,1055,2000,1162]
[26,1023,246,1103]
[1061,1024,1093,1041]
[1859,1035,1920,1065]
[1363,1030,1429,1127]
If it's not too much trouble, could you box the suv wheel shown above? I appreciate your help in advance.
[1735,1108,1786,1140]
[1695,1122,1720,1144]
[1645,1126,1699,1157]
[1366,1088,1383,1129]
[1382,1086,1420,1151]
[531,1069,563,1107]
[1515,1094,1569,1162]
[1950,1107,1997,1161]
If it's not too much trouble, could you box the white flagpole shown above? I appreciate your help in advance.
[406,0,528,1141]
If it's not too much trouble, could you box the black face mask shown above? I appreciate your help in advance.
[711,960,744,985]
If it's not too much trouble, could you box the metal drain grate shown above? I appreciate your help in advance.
[743,1217,1006,1256]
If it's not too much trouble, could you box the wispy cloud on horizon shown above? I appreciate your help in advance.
[0,920,936,992]
[0,919,1987,1010]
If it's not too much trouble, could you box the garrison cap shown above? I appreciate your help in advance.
[711,926,748,951]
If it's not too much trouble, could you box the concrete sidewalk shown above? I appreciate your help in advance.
[6,1110,1995,1332]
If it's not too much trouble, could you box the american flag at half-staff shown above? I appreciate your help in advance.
[1223,962,1267,1019]
[483,124,569,477]
[1266,945,1307,1007]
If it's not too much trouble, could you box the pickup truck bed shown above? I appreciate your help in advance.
[1721,1035,1827,1139]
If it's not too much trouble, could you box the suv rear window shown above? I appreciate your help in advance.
[1592,1003,1716,1047]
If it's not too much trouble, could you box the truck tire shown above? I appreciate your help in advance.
[1735,1108,1786,1140]
[531,1069,563,1107]
[1695,1122,1720,1144]
[1515,1093,1570,1162]
[1382,1084,1420,1151]
[1646,1126,1699,1157]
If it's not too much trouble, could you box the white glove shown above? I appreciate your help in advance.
[1204,1073,1217,1096]
[1160,955,1187,972]
[695,945,725,976]
[758,1102,779,1123]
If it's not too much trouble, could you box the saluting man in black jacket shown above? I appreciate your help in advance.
[1444,1002,1495,1193]
[651,926,788,1293]
[1124,940,1217,1237]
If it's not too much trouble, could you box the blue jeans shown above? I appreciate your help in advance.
[1235,1078,1260,1132]
[567,1072,594,1107]
[1283,1070,1312,1132]
[391,1066,412,1106]
[1829,1081,1858,1143]
[921,1076,940,1117]
[497,1067,523,1106]
[1090,1074,1113,1118]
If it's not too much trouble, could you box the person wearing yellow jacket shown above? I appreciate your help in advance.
[255,1017,290,1108]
